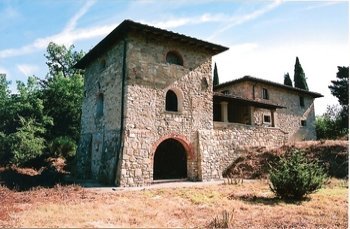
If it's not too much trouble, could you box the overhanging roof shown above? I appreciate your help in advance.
[214,92,286,109]
[75,20,229,69]
[214,75,323,98]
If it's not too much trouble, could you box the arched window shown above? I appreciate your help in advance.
[96,93,104,118]
[166,51,183,66]
[166,90,178,112]
[100,59,106,71]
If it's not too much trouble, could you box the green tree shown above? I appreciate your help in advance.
[213,62,219,86]
[315,105,345,139]
[42,42,84,143]
[45,42,84,78]
[0,74,11,131]
[283,72,293,86]
[42,74,83,142]
[293,57,309,91]
[0,76,51,165]
[9,117,46,166]
[329,66,349,130]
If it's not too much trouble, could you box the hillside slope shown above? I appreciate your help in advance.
[223,140,348,179]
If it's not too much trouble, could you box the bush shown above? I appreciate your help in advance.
[269,149,326,200]
[315,105,347,139]
[10,117,46,166]
[49,136,77,159]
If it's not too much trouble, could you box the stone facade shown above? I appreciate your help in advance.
[75,20,322,187]
[214,77,322,141]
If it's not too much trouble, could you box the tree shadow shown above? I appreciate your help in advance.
[0,166,66,191]
[228,193,310,205]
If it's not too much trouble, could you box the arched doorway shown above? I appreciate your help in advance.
[153,138,187,180]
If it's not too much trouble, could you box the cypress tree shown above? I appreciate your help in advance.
[213,62,219,86]
[284,72,293,86]
[293,57,309,91]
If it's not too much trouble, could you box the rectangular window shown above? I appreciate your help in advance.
[262,88,269,100]
[221,90,230,95]
[299,96,305,107]
[263,114,271,124]
[301,120,307,127]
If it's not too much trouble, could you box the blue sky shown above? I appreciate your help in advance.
[0,0,348,115]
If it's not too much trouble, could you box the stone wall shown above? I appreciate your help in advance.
[217,81,317,141]
[197,122,287,180]
[77,26,315,187]
[115,34,215,186]
[77,42,125,184]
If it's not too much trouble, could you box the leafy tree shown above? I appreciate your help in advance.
[9,117,46,166]
[213,62,219,86]
[42,42,84,143]
[0,73,10,103]
[329,66,349,130]
[283,72,293,86]
[0,77,51,165]
[315,105,345,139]
[0,74,11,131]
[45,42,84,78]
[49,136,77,158]
[269,149,326,200]
[4,77,52,134]
[42,74,83,142]
[293,57,309,91]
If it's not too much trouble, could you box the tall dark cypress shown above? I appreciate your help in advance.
[213,62,219,86]
[293,57,309,90]
[284,72,293,86]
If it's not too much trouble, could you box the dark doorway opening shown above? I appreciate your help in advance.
[153,139,187,180]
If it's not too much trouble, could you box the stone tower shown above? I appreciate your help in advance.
[75,20,228,186]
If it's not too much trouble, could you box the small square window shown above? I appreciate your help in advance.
[301,120,307,127]
[221,90,230,95]
[263,115,271,123]
[300,96,305,107]
[262,88,269,100]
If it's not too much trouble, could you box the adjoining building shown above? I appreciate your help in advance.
[75,20,323,187]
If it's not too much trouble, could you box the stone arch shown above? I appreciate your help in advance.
[151,133,194,180]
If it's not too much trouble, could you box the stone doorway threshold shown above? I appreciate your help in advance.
[152,178,188,184]
[85,179,226,193]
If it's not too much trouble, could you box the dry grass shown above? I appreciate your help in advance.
[0,179,347,228]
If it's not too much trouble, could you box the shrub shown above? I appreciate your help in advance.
[269,149,326,200]
[208,209,234,228]
[10,117,46,166]
[0,132,10,165]
[49,136,77,159]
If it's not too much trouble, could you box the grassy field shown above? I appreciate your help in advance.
[0,178,347,228]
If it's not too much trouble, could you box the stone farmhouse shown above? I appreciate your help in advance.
[75,20,323,187]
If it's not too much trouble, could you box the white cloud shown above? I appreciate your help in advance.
[208,0,283,40]
[300,1,342,11]
[142,13,226,29]
[17,64,39,77]
[0,0,96,59]
[213,42,349,115]
[0,0,284,59]
[63,0,96,33]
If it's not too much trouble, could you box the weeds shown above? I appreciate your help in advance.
[208,209,234,228]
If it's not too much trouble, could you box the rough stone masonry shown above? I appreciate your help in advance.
[75,20,323,187]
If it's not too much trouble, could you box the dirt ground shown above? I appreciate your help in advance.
[0,179,347,228]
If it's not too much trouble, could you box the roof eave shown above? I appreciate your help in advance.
[74,19,229,69]
[214,76,324,98]
[213,93,286,109]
